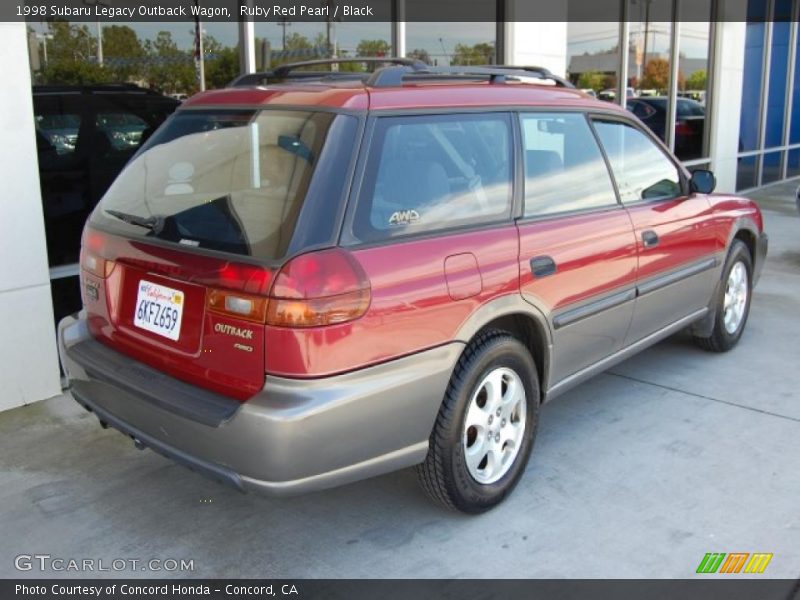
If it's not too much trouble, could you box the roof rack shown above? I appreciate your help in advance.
[366,64,575,88]
[228,57,427,87]
[228,58,576,90]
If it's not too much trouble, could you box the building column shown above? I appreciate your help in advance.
[0,22,61,410]
[708,2,748,193]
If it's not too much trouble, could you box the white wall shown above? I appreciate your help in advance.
[708,11,748,193]
[0,22,61,411]
[505,21,568,76]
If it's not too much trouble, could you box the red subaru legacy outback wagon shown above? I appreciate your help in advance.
[59,59,768,513]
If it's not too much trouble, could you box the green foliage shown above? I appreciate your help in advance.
[576,70,605,92]
[408,48,432,65]
[102,25,145,82]
[356,39,390,57]
[143,31,195,94]
[686,69,707,91]
[38,60,106,85]
[205,45,240,89]
[450,42,495,66]
[47,21,96,62]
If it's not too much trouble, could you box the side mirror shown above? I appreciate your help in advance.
[689,169,716,194]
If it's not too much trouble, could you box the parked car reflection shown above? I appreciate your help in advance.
[626,96,705,161]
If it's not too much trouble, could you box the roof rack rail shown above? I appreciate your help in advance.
[366,64,575,89]
[228,57,427,87]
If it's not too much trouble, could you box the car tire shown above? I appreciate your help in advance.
[416,329,539,513]
[693,240,753,353]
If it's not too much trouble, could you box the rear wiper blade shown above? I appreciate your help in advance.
[105,209,163,233]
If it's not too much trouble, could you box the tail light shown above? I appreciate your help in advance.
[80,229,116,278]
[266,249,371,327]
[675,121,693,136]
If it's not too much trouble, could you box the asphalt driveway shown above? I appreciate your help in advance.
[1,181,798,579]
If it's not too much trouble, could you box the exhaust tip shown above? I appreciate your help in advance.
[132,437,146,451]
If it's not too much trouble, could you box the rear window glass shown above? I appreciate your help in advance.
[350,113,513,242]
[91,109,338,260]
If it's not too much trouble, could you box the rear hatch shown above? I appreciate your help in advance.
[80,106,356,400]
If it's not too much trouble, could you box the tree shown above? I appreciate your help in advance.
[38,60,106,85]
[203,34,240,89]
[576,70,605,92]
[356,39,390,57]
[284,32,313,51]
[144,31,195,94]
[47,21,96,63]
[35,21,106,85]
[686,69,707,91]
[102,25,145,82]
[451,42,495,66]
[641,58,669,91]
[407,48,432,65]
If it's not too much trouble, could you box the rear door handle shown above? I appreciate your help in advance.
[642,230,659,248]
[530,256,557,278]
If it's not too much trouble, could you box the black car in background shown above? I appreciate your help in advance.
[626,96,706,161]
[34,85,179,324]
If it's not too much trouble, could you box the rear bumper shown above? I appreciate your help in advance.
[58,314,462,496]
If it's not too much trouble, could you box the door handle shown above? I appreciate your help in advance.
[642,230,659,248]
[530,256,557,278]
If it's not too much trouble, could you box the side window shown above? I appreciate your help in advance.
[34,97,83,164]
[94,111,150,158]
[352,113,512,242]
[593,119,683,203]
[627,100,656,120]
[521,112,617,217]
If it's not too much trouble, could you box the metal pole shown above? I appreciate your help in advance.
[618,1,630,106]
[238,0,256,74]
[665,0,680,152]
[96,19,103,65]
[391,0,406,57]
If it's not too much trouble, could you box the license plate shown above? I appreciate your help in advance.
[133,280,184,341]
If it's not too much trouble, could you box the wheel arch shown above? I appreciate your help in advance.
[455,295,553,401]
[691,218,759,338]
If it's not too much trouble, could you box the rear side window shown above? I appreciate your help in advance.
[34,95,84,162]
[350,113,513,242]
[92,109,349,260]
[592,119,683,203]
[521,112,618,217]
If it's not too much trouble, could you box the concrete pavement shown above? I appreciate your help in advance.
[1,181,798,579]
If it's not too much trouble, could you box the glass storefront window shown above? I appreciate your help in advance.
[736,155,759,191]
[739,0,768,152]
[674,0,712,161]
[761,151,784,183]
[567,18,622,102]
[787,148,800,178]
[790,15,800,144]
[405,23,496,67]
[764,0,793,148]
[254,19,392,69]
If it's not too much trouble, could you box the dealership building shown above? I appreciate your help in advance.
[1,0,798,411]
